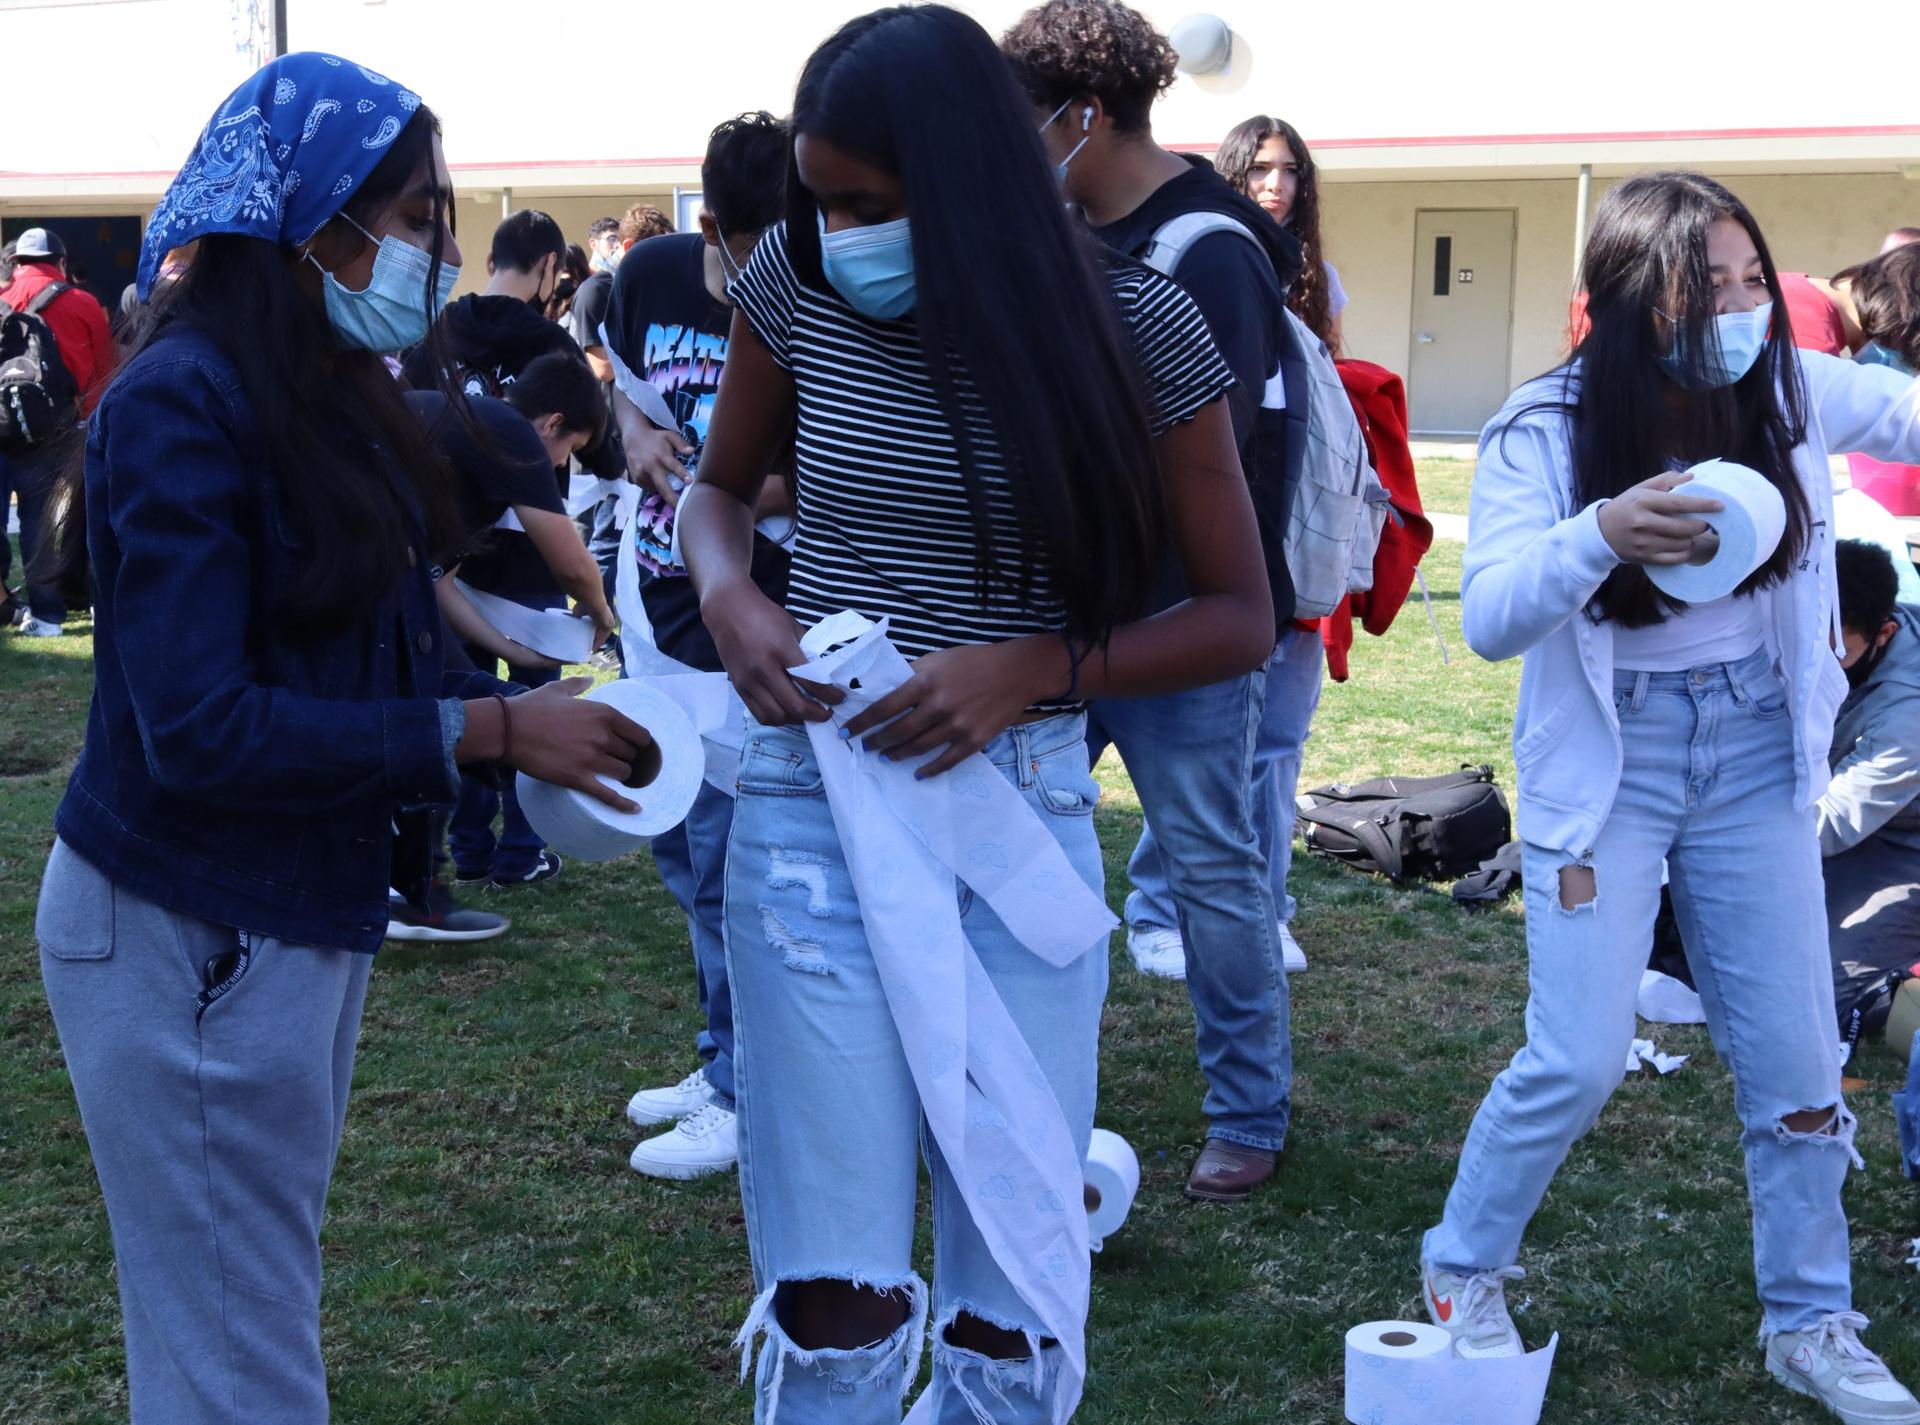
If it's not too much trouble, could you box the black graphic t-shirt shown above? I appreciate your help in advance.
[603,232,789,670]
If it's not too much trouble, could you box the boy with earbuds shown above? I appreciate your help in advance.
[1005,0,1307,1203]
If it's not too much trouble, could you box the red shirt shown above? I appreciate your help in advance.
[1776,273,1848,357]
[0,260,114,413]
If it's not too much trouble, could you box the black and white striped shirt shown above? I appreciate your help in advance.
[729,223,1235,688]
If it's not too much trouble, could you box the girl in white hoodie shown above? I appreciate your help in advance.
[1420,171,1920,1425]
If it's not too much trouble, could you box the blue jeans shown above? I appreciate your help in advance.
[1086,672,1291,1152]
[1128,626,1324,929]
[726,713,1107,1425]
[449,636,561,879]
[647,778,737,1109]
[38,840,370,1424]
[1425,648,1858,1334]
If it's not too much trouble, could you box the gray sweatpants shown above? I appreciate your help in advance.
[37,839,372,1424]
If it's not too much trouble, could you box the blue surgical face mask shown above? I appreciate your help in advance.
[817,210,915,322]
[1658,302,1772,389]
[1857,340,1915,377]
[308,214,459,353]
[1041,99,1092,185]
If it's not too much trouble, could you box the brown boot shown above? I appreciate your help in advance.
[1184,1140,1277,1202]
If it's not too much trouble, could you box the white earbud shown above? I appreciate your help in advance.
[1081,105,1093,132]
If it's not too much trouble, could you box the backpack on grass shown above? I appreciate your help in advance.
[1296,766,1511,883]
[0,282,78,453]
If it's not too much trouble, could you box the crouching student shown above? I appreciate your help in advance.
[1822,540,1920,1047]
[677,8,1272,1420]
[1421,170,1920,1423]
[34,54,649,1421]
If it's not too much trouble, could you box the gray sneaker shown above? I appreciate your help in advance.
[1767,1313,1920,1424]
[1421,1261,1525,1358]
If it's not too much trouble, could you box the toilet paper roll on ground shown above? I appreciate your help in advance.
[1645,459,1787,603]
[515,681,704,860]
[1084,1129,1140,1251]
[1345,1320,1557,1425]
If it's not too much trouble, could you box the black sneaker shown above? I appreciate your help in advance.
[385,888,510,943]
[492,850,563,888]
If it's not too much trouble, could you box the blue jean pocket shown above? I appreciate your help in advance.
[1032,745,1100,817]
[736,733,825,797]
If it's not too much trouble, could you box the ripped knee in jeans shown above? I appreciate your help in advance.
[1775,1101,1864,1168]
[734,1274,927,1424]
[933,1301,1060,1424]
[1556,863,1597,912]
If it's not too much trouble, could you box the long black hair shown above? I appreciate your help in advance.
[43,107,468,637]
[784,4,1163,645]
[1523,170,1809,627]
[1217,115,1336,349]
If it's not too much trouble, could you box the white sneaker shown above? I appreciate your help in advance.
[1421,1261,1525,1358]
[1126,926,1187,980]
[1767,1312,1920,1424]
[628,1101,738,1179]
[1279,921,1308,973]
[625,1065,715,1127]
[18,615,63,637]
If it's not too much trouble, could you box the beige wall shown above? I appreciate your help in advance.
[1322,171,1920,430]
[447,190,681,298]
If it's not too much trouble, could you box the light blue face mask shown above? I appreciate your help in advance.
[308,214,459,353]
[1857,340,1915,377]
[1659,302,1772,389]
[1041,99,1092,186]
[817,210,915,322]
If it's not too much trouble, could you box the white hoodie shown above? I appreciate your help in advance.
[1463,352,1920,859]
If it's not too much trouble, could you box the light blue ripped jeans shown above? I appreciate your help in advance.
[724,712,1108,1424]
[1425,648,1859,1335]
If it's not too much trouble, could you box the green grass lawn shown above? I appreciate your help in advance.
[1416,456,1475,516]
[3,510,1917,1423]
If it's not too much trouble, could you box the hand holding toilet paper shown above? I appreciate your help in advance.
[1345,1320,1557,1425]
[1642,460,1787,601]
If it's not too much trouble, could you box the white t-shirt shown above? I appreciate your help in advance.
[1610,594,1766,672]
[1324,260,1348,318]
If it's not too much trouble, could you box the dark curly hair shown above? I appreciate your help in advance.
[1001,0,1177,132]
[1217,115,1336,350]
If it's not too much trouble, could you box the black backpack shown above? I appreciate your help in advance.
[1296,766,1512,882]
[0,282,79,453]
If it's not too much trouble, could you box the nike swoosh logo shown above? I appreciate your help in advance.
[1789,1346,1815,1375]
[1429,1287,1453,1324]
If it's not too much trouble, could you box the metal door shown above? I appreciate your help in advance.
[1407,210,1517,434]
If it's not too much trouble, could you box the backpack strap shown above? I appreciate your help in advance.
[23,281,72,318]
[1142,213,1288,410]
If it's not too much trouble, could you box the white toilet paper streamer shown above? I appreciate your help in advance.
[1637,968,1707,1025]
[1345,1320,1557,1425]
[1084,1129,1139,1253]
[1645,458,1787,603]
[514,680,707,858]
[452,579,597,665]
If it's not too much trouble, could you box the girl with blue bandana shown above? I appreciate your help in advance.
[34,53,650,1421]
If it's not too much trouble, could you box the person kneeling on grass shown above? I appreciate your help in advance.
[1821,540,1920,1048]
[1423,171,1920,1424]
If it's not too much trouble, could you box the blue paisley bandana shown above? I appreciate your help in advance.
[138,52,426,298]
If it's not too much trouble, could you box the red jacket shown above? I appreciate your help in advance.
[1319,360,1433,681]
[1,260,114,414]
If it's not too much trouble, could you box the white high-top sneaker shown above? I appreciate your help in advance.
[1766,1312,1920,1424]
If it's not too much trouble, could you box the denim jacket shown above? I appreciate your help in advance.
[1462,353,1920,859]
[55,325,501,952]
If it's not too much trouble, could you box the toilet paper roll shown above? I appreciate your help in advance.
[1645,459,1787,603]
[453,579,596,665]
[1084,1129,1140,1252]
[514,680,704,860]
[1345,1320,1557,1425]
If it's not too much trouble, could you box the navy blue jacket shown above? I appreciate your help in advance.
[55,325,501,952]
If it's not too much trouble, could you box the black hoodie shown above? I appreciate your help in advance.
[1089,156,1304,627]
[402,293,625,480]
[1089,156,1303,449]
